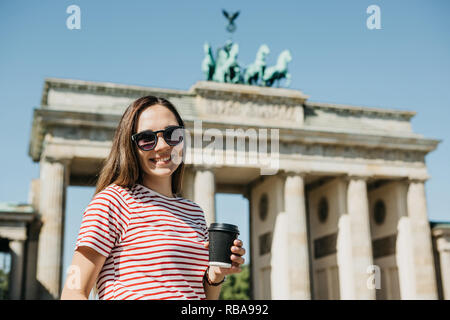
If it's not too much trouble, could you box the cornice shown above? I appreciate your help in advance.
[304,101,416,121]
[41,77,194,106]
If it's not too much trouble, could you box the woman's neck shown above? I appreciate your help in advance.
[141,175,174,198]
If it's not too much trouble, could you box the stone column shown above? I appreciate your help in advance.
[337,210,355,299]
[9,240,26,300]
[346,176,376,299]
[406,179,438,299]
[271,210,289,299]
[433,229,450,300]
[396,215,417,299]
[25,179,42,299]
[36,158,70,299]
[194,166,216,226]
[283,172,311,299]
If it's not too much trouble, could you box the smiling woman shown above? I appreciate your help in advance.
[95,96,186,198]
[60,96,246,300]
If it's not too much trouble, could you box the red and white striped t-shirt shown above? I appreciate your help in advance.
[75,183,209,300]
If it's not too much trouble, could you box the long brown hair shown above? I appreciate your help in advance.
[95,96,185,196]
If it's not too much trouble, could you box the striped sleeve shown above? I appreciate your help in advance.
[75,186,130,257]
[202,222,209,243]
[192,201,209,243]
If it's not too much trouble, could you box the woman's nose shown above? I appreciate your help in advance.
[154,132,170,152]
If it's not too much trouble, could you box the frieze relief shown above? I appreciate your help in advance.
[52,126,115,142]
[197,96,303,123]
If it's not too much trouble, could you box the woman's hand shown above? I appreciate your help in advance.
[203,239,246,283]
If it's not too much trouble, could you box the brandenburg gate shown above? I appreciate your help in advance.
[18,77,449,299]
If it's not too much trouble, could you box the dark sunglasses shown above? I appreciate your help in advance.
[131,125,184,151]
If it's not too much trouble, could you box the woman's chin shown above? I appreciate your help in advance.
[146,167,174,177]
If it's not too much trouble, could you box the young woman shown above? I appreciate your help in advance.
[61,96,246,300]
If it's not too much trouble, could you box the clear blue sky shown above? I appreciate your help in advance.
[1,1,449,283]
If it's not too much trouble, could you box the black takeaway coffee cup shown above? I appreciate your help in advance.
[208,223,240,268]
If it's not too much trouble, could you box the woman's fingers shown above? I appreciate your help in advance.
[231,254,245,265]
[231,245,245,256]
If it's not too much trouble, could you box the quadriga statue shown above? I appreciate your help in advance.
[201,40,292,88]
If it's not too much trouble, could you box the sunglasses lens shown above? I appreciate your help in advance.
[137,133,157,151]
[164,126,184,146]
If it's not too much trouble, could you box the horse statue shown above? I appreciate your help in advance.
[243,44,270,85]
[262,49,292,87]
[201,42,215,81]
[213,41,240,83]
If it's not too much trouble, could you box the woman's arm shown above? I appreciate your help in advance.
[203,267,225,300]
[60,246,107,300]
[202,239,246,300]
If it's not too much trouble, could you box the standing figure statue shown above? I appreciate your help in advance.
[212,40,230,82]
[213,41,240,83]
[262,50,292,87]
[201,42,215,81]
[244,44,270,85]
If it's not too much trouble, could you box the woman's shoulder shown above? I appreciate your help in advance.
[93,183,135,203]
[89,184,136,221]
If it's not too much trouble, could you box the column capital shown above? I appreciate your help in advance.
[279,169,309,178]
[431,227,450,239]
[436,237,450,253]
[40,155,72,167]
[191,164,216,173]
[345,173,371,182]
[407,176,429,184]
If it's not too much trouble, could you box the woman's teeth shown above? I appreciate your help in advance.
[151,156,171,164]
